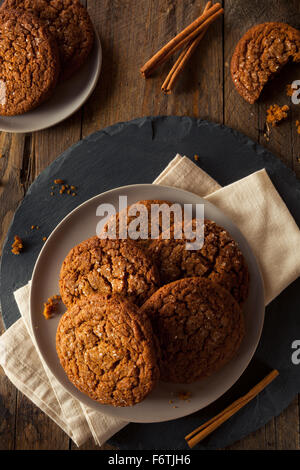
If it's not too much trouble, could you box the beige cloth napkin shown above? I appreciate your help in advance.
[1,154,300,447]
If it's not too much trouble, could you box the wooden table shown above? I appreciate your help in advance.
[0,0,299,450]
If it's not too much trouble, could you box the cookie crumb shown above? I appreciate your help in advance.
[53,179,78,196]
[43,295,61,320]
[11,235,23,255]
[266,104,289,127]
[286,84,294,97]
[296,120,300,134]
[31,225,36,230]
[177,391,191,401]
[194,154,199,161]
[42,236,47,242]
[169,399,173,404]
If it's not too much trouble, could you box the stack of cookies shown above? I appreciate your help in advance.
[0,0,94,116]
[56,200,249,407]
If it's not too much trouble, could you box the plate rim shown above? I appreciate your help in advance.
[30,183,265,423]
[0,30,102,133]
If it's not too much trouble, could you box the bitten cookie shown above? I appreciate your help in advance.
[231,22,300,104]
[56,294,160,406]
[59,237,160,308]
[102,199,183,250]
[149,219,249,306]
[2,0,95,80]
[140,278,245,383]
[0,9,60,115]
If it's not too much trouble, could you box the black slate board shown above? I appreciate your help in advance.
[1,116,300,450]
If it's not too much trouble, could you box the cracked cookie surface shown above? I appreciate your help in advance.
[59,236,160,308]
[56,294,160,406]
[102,199,183,250]
[0,9,60,115]
[140,278,245,383]
[2,0,94,79]
[231,22,300,104]
[149,219,249,306]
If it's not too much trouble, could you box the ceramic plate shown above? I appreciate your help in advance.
[30,184,265,423]
[0,31,102,133]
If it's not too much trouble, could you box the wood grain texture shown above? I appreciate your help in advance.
[15,393,68,450]
[0,315,16,450]
[0,0,299,450]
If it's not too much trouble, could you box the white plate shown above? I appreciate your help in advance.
[30,184,265,423]
[0,31,102,133]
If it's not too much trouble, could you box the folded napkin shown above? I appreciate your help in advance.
[1,154,300,447]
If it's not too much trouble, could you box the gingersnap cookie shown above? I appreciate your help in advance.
[59,236,160,308]
[0,9,60,116]
[2,0,94,80]
[148,219,249,306]
[56,294,160,406]
[140,278,245,383]
[102,199,183,250]
[231,22,300,104]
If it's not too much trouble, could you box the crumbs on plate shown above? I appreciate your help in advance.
[168,391,192,406]
[178,391,191,401]
[43,295,61,320]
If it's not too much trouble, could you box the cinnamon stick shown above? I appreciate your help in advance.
[162,1,212,94]
[185,369,279,449]
[141,3,223,78]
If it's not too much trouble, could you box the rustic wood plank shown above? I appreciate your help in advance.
[0,132,28,450]
[0,314,17,450]
[83,0,223,138]
[228,427,269,450]
[15,392,68,450]
[71,438,116,450]
[0,133,27,249]
[275,398,300,449]
[31,113,83,176]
